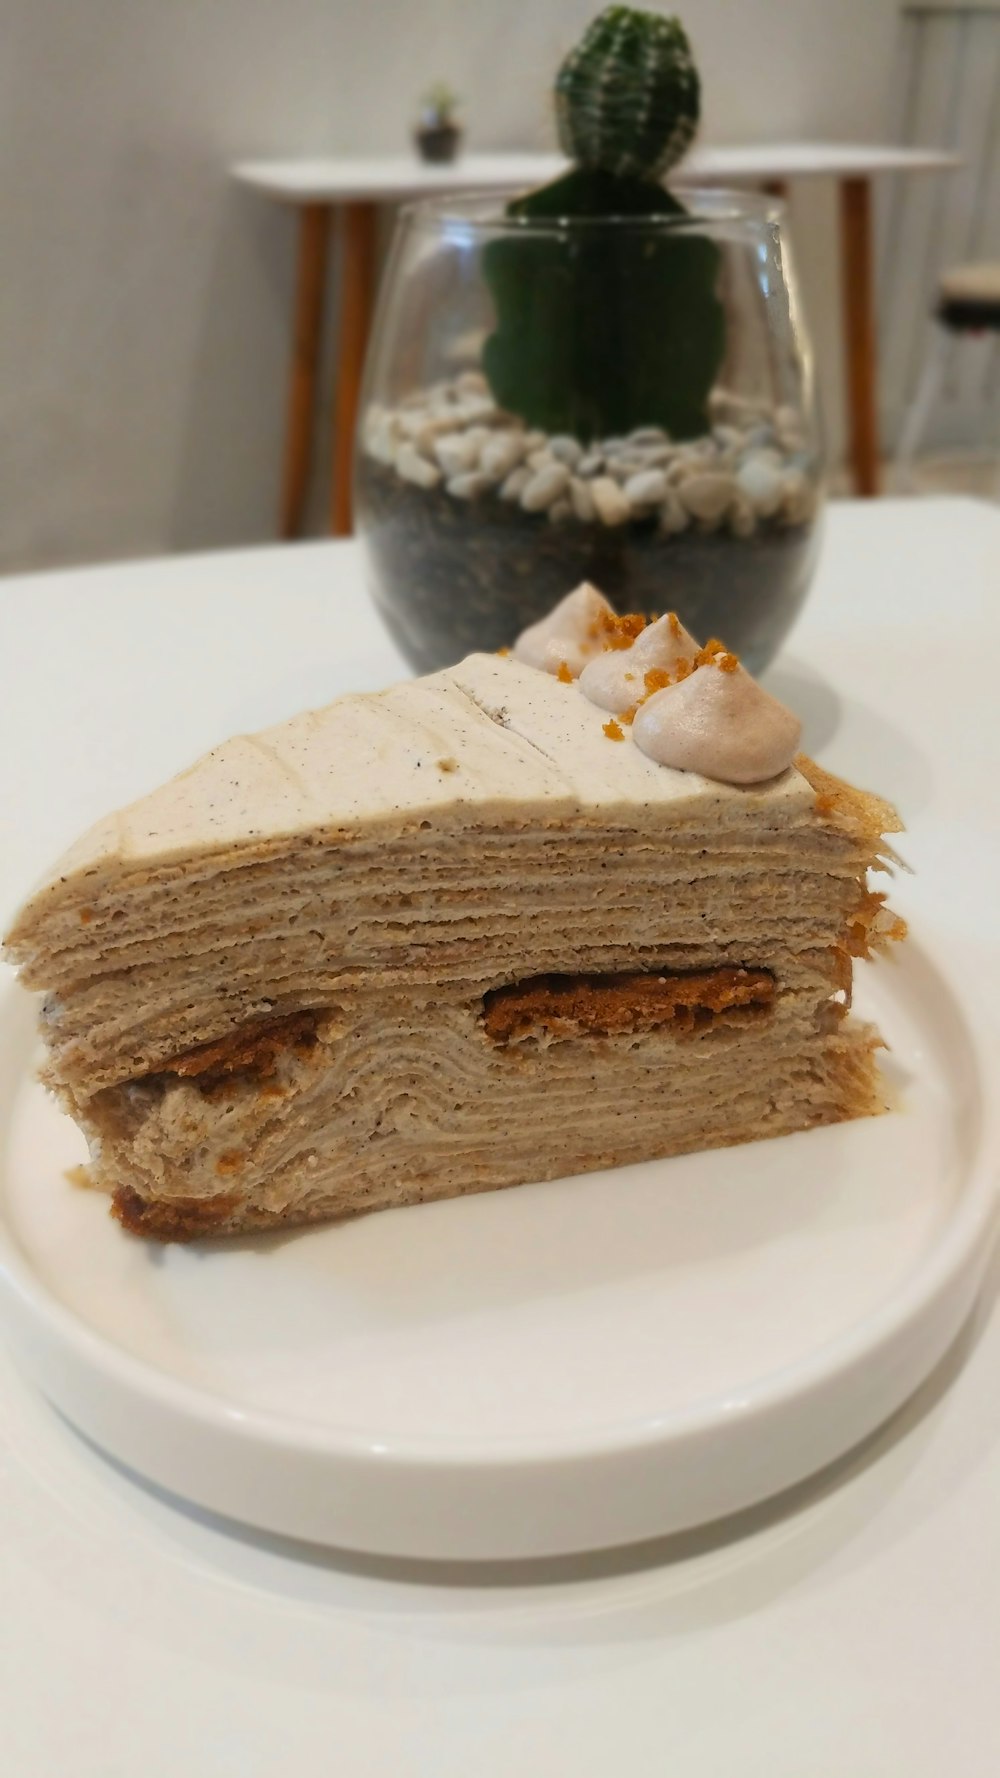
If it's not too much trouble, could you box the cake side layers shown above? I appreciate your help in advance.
[83,973,883,1240]
[33,833,887,1100]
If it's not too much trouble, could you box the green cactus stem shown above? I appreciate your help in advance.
[482,7,724,443]
[555,8,700,180]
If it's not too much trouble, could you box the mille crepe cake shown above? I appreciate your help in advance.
[3,587,905,1241]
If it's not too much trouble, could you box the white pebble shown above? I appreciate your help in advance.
[362,403,387,441]
[396,409,433,441]
[465,426,492,450]
[500,466,531,502]
[601,436,627,455]
[729,494,757,537]
[523,430,547,451]
[414,414,470,452]
[447,471,491,500]
[367,419,399,466]
[395,445,441,489]
[454,396,498,426]
[433,433,481,477]
[480,433,526,480]
[635,442,675,466]
[678,471,736,522]
[630,425,669,445]
[604,457,634,483]
[520,463,571,512]
[577,451,604,477]
[624,468,669,510]
[780,469,816,525]
[548,435,583,468]
[457,369,488,395]
[591,476,631,526]
[658,493,690,535]
[527,448,554,472]
[710,388,769,422]
[713,424,743,450]
[736,453,784,518]
[740,443,783,469]
[569,477,596,522]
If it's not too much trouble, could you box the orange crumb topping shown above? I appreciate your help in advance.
[599,611,648,650]
[556,660,573,684]
[674,655,694,681]
[496,645,510,657]
[621,705,637,725]
[643,667,672,696]
[695,638,740,673]
[667,611,681,638]
[603,718,625,741]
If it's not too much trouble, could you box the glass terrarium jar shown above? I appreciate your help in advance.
[355,189,823,676]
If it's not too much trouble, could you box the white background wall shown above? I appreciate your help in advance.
[0,0,903,574]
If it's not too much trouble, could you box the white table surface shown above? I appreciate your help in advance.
[1,498,999,1775]
[232,143,961,203]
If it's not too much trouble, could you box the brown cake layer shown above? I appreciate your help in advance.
[162,1011,321,1086]
[483,967,775,1044]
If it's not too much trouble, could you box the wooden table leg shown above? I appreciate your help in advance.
[838,176,880,497]
[330,200,378,537]
[280,202,331,539]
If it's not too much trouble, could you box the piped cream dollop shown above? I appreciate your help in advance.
[578,612,700,714]
[512,583,613,678]
[631,660,802,785]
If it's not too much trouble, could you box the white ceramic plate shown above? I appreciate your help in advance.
[0,942,996,1561]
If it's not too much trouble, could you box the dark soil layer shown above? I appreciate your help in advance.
[358,460,821,676]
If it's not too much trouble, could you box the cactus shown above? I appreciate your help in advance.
[555,8,699,180]
[420,81,459,127]
[482,7,724,443]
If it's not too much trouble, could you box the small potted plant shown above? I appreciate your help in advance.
[362,8,822,673]
[414,83,462,164]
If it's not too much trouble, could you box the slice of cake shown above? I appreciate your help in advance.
[3,595,904,1241]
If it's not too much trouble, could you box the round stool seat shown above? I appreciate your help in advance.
[938,262,1000,329]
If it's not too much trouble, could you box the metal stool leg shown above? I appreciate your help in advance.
[896,323,950,492]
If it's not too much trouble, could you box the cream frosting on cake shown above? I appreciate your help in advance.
[578,612,700,713]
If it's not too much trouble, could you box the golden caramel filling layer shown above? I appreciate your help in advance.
[483,966,775,1045]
